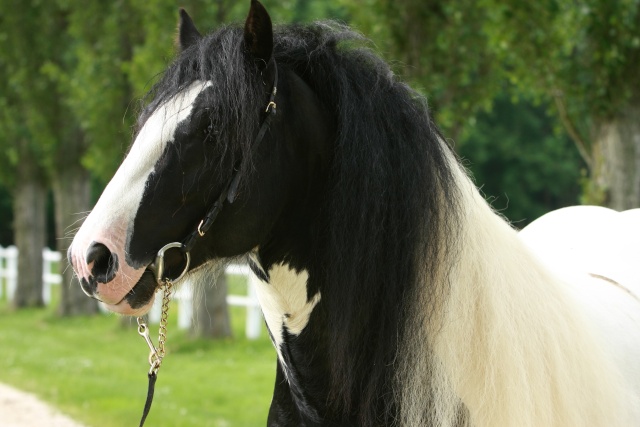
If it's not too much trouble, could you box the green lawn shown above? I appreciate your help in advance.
[0,284,276,427]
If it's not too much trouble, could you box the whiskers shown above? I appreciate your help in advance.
[59,211,91,241]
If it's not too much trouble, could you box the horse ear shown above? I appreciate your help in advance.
[244,0,273,67]
[178,8,202,51]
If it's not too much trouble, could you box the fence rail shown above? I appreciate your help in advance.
[0,245,262,339]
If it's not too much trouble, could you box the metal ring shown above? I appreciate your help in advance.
[148,242,191,285]
[149,358,162,375]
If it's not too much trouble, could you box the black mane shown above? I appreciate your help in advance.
[143,21,460,425]
[273,23,459,423]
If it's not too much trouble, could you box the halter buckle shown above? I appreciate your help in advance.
[265,101,277,114]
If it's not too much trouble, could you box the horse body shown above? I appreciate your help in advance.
[520,206,640,291]
[519,206,640,422]
[68,2,640,425]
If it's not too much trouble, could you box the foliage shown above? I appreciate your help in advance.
[480,0,640,209]
[482,0,640,120]
[0,0,347,188]
[459,97,582,225]
[346,0,640,149]
[339,0,501,141]
[341,0,640,214]
[39,1,137,181]
[0,0,60,185]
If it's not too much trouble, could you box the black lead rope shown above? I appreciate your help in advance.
[137,299,169,427]
[139,372,157,427]
[136,59,278,427]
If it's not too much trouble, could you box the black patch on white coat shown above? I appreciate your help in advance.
[276,326,321,424]
[249,256,270,283]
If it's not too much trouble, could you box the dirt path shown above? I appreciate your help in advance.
[0,383,87,427]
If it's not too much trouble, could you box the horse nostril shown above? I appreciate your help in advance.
[86,242,119,284]
[80,277,97,299]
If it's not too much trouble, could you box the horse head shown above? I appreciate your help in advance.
[68,1,332,315]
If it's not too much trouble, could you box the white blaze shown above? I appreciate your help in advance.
[69,80,212,307]
[93,80,211,232]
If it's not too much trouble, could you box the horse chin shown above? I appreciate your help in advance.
[103,270,159,316]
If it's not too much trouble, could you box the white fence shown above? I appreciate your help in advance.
[0,245,17,300]
[0,245,262,339]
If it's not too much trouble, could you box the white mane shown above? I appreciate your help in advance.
[396,152,636,426]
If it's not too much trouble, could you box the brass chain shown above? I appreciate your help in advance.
[156,280,173,362]
[137,280,174,375]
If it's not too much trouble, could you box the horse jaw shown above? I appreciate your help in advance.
[68,81,211,314]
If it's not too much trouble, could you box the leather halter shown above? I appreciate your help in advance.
[148,59,279,285]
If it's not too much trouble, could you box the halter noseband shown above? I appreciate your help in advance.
[148,59,279,285]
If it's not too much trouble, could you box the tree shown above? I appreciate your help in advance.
[11,144,47,309]
[0,1,57,308]
[1,0,140,314]
[43,1,145,315]
[340,0,501,142]
[190,269,232,339]
[459,97,582,225]
[480,0,640,209]
[0,187,13,246]
[344,0,640,211]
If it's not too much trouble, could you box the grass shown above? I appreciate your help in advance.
[0,280,277,427]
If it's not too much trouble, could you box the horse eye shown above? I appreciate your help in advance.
[203,121,219,137]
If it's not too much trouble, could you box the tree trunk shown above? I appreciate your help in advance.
[589,105,640,210]
[12,161,46,309]
[190,270,232,339]
[54,164,99,316]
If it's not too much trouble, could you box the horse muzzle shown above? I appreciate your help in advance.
[68,238,192,315]
[68,236,150,313]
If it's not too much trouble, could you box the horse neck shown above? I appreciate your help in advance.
[399,156,628,427]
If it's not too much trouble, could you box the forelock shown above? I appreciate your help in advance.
[130,25,278,201]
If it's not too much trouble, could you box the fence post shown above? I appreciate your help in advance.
[246,274,262,339]
[0,246,5,299]
[42,248,51,304]
[6,246,18,301]
[41,248,62,304]
[176,282,193,330]
[0,245,5,298]
[148,292,162,323]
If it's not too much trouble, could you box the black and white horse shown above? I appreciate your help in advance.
[69,2,640,425]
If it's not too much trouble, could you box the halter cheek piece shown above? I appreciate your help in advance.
[147,59,279,285]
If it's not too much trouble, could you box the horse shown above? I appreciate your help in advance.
[519,206,640,290]
[68,1,640,425]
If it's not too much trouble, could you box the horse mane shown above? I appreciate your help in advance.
[144,22,460,424]
[272,23,461,424]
